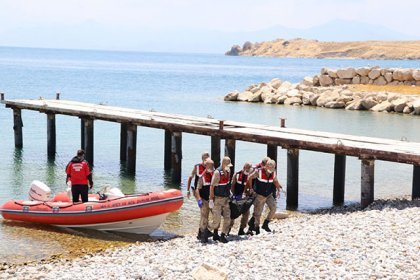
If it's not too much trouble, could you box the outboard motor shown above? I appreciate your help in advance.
[99,185,125,200]
[29,180,51,201]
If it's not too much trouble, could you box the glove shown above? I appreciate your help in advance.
[234,194,242,201]
[197,199,203,208]
[209,200,214,209]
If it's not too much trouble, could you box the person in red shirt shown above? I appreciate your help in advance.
[65,149,93,203]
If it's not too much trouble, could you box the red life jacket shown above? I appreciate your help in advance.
[214,167,231,197]
[193,163,206,188]
[66,161,91,185]
[233,170,248,196]
[254,168,276,197]
[199,170,213,201]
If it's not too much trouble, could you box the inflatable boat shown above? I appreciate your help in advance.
[0,181,183,235]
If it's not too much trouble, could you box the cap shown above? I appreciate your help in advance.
[222,156,233,167]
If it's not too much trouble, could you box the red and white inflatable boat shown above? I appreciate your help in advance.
[0,182,183,235]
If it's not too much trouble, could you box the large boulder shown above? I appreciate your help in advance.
[337,68,356,79]
[284,96,302,105]
[302,92,313,105]
[376,92,388,102]
[370,101,393,112]
[236,91,253,101]
[356,67,370,76]
[384,72,393,83]
[373,76,387,85]
[325,101,346,109]
[327,69,338,78]
[361,98,378,110]
[248,92,262,102]
[346,99,363,110]
[319,75,333,86]
[309,93,320,106]
[335,78,351,85]
[191,264,227,280]
[302,76,314,86]
[352,76,361,84]
[276,95,288,104]
[224,91,239,101]
[368,69,381,80]
[270,78,282,89]
[392,98,408,113]
[412,69,420,81]
[360,76,370,84]
[413,99,420,115]
[260,86,274,102]
[316,90,340,107]
[286,89,300,97]
[393,69,413,81]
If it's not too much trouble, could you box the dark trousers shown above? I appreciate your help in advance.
[72,184,89,203]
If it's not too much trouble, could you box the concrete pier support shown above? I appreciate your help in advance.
[211,136,221,168]
[361,158,375,208]
[412,165,420,200]
[164,129,172,171]
[126,124,137,174]
[267,144,278,165]
[224,139,236,174]
[171,132,182,183]
[333,155,346,206]
[286,148,299,210]
[81,118,94,166]
[120,123,127,161]
[13,108,23,148]
[47,113,56,159]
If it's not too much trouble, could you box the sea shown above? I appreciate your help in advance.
[0,47,419,263]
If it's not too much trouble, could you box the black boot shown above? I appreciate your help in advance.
[220,233,228,243]
[213,230,220,241]
[206,228,214,237]
[262,219,271,232]
[238,227,245,236]
[196,229,201,240]
[248,217,255,231]
[200,229,208,244]
[255,226,260,235]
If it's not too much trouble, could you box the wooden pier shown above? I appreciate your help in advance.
[2,96,420,209]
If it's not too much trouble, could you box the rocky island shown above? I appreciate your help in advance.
[226,39,420,60]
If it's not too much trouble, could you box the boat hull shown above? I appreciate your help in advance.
[0,189,183,235]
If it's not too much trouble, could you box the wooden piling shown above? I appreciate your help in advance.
[211,136,221,168]
[13,108,23,148]
[224,139,236,174]
[171,132,182,183]
[164,129,172,171]
[126,124,137,174]
[120,123,127,161]
[280,118,286,128]
[286,148,299,210]
[267,144,278,165]
[47,113,56,159]
[333,155,346,206]
[81,118,94,166]
[412,165,420,199]
[56,92,60,100]
[361,158,375,208]
[1,93,4,101]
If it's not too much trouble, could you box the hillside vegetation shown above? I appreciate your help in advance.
[226,39,420,60]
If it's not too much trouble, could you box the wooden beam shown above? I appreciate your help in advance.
[333,155,346,206]
[47,113,56,159]
[413,165,420,200]
[164,129,172,171]
[13,108,23,148]
[171,132,182,183]
[120,123,127,161]
[224,139,236,174]
[81,118,94,166]
[361,158,375,208]
[126,124,137,174]
[286,148,299,210]
[267,144,278,165]
[211,136,221,168]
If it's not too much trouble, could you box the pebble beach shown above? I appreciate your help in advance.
[1,198,418,280]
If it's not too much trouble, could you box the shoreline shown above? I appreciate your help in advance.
[2,197,418,279]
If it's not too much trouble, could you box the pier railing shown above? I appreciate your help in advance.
[2,95,420,209]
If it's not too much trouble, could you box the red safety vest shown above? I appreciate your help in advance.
[66,161,91,185]
[214,167,231,197]
[255,168,276,197]
[193,163,206,188]
[199,170,213,201]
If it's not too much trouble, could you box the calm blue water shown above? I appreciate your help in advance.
[0,47,419,261]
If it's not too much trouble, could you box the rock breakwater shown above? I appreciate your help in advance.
[224,68,420,115]
[1,199,418,279]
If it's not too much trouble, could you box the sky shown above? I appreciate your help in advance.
[0,0,419,53]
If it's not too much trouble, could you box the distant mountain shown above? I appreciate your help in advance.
[0,19,417,53]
